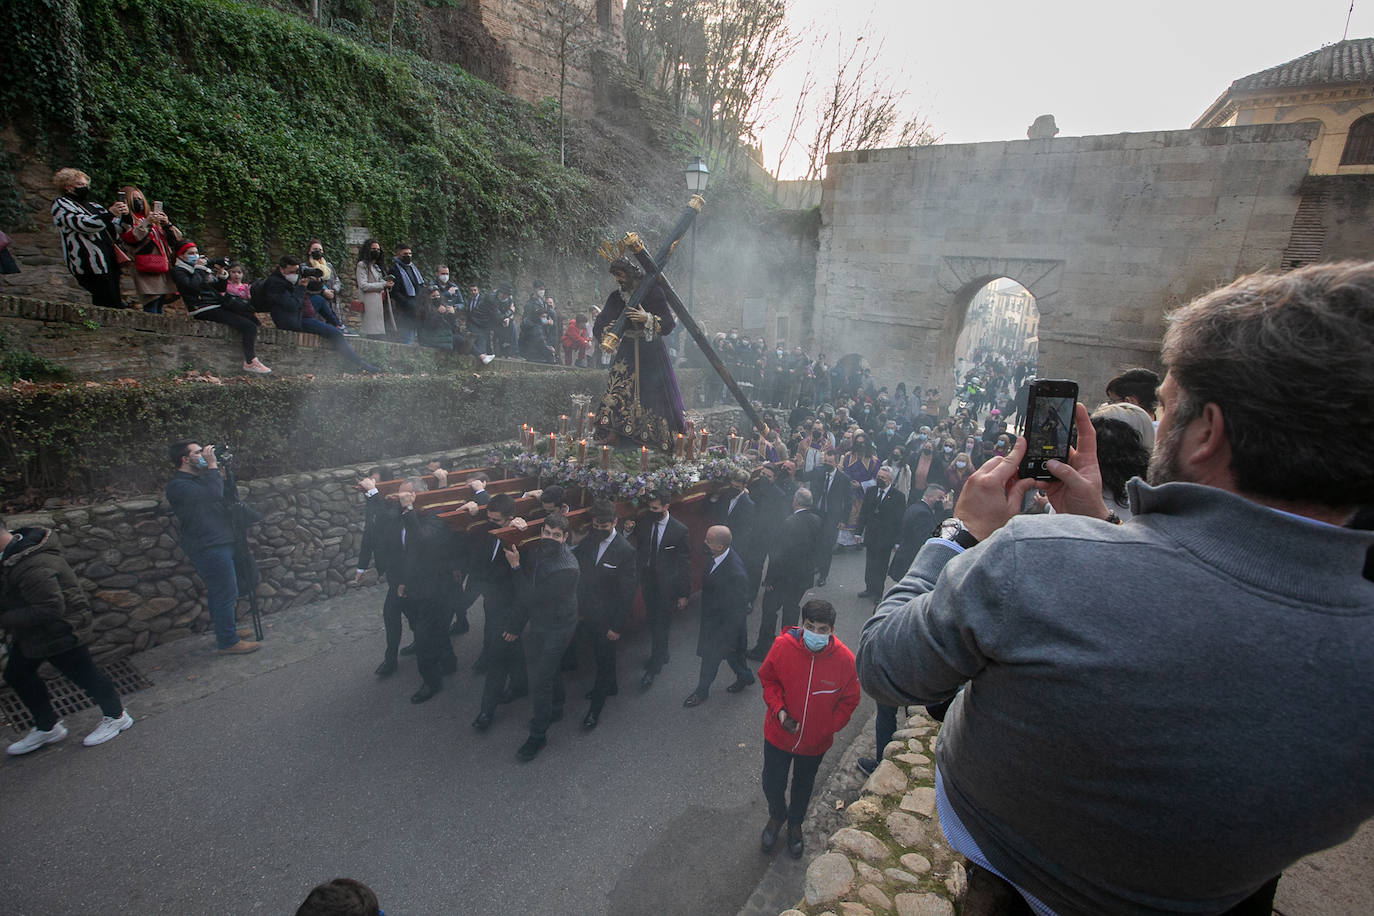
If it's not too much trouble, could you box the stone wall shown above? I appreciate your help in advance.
[813,123,1321,401]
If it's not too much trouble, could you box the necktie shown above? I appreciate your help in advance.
[650,522,660,564]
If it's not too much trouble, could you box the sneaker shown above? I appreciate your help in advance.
[479,353,495,365]
[82,710,134,747]
[243,358,272,374]
[217,640,261,655]
[340,327,359,337]
[7,722,68,756]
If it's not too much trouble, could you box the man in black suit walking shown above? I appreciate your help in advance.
[807,451,851,587]
[749,488,822,660]
[633,491,691,691]
[856,467,905,599]
[471,494,530,731]
[886,483,951,584]
[684,525,755,706]
[745,466,787,605]
[383,478,458,704]
[573,501,638,729]
[708,469,756,552]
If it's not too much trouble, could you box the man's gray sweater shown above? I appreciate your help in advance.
[857,480,1374,915]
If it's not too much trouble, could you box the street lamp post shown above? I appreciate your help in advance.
[684,156,710,348]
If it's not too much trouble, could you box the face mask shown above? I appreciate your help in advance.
[70,185,92,201]
[132,199,145,214]
[310,250,323,259]
[596,526,615,541]
[437,274,449,284]
[194,455,208,469]
[651,510,667,522]
[400,254,413,265]
[944,446,954,454]
[955,461,967,469]
[802,629,830,651]
[185,253,200,265]
[370,250,382,262]
[284,273,299,284]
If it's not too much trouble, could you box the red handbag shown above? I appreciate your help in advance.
[134,250,169,273]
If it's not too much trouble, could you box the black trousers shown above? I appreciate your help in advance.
[195,308,259,362]
[381,584,411,661]
[694,645,751,697]
[864,543,894,596]
[75,269,122,309]
[761,739,824,827]
[4,643,122,731]
[641,578,674,673]
[479,625,528,716]
[409,594,454,688]
[814,520,841,580]
[756,582,806,649]
[526,624,576,738]
[874,703,898,758]
[572,620,619,710]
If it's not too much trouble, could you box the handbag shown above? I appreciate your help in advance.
[134,250,169,273]
[348,298,365,313]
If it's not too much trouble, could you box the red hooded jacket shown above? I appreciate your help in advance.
[758,626,861,756]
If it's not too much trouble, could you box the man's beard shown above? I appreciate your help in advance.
[1146,418,1188,486]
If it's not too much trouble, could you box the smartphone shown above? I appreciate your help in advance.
[1018,379,1078,480]
[115,191,127,203]
[153,200,163,213]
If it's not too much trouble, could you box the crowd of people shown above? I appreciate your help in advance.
[46,168,599,375]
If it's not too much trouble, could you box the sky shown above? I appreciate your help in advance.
[758,0,1374,178]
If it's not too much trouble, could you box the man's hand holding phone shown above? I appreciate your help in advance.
[1044,402,1110,520]
[952,435,1042,542]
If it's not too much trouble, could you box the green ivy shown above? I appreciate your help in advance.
[0,331,72,386]
[4,0,605,277]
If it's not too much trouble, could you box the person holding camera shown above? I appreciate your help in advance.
[303,239,354,335]
[165,441,260,655]
[264,255,380,373]
[118,187,182,314]
[170,241,271,374]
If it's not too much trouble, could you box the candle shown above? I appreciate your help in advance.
[675,433,684,459]
[559,414,568,436]
[685,434,695,461]
[520,424,528,450]
[575,412,584,438]
[601,445,610,470]
[700,428,709,452]
[587,412,595,431]
[578,439,587,464]
[640,446,649,472]
[548,432,557,460]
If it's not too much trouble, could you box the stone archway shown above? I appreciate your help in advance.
[932,256,1062,379]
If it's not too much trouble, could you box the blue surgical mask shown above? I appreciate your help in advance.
[802,629,830,651]
[194,455,208,469]
[185,253,199,265]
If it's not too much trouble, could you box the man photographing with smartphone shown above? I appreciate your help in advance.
[856,262,1374,914]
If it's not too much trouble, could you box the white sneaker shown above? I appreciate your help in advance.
[82,710,134,747]
[479,353,495,365]
[243,358,272,374]
[7,722,68,756]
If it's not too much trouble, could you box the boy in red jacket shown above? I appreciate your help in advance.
[757,598,861,859]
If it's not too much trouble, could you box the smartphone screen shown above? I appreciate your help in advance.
[1019,380,1078,479]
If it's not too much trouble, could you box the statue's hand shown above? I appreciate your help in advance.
[626,305,650,326]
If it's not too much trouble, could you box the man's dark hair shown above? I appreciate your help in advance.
[294,878,380,916]
[278,255,301,269]
[542,512,569,535]
[394,243,411,253]
[168,439,195,467]
[1163,262,1374,508]
[488,493,517,517]
[801,599,837,628]
[1091,417,1150,508]
[1106,367,1161,414]
[646,490,670,508]
[368,465,393,481]
[590,500,617,524]
[541,484,566,507]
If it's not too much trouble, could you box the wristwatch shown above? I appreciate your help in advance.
[936,517,980,550]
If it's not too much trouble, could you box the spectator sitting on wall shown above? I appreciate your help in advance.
[263,255,380,373]
[170,241,270,374]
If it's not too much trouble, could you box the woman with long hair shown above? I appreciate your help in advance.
[946,450,974,499]
[837,432,879,547]
[354,238,393,339]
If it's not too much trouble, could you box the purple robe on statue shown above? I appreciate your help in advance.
[593,280,687,450]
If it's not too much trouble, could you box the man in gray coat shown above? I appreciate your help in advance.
[857,263,1374,915]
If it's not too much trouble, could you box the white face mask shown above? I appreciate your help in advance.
[437,274,449,284]
[284,273,299,284]
[955,460,967,469]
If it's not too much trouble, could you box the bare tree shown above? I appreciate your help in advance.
[550,0,598,167]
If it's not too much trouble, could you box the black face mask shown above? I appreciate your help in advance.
[650,510,668,522]
[70,185,91,202]
[310,250,323,258]
[132,198,145,215]
[400,254,413,265]
[369,250,382,262]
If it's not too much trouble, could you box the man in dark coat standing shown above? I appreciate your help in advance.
[684,525,754,706]
[707,469,756,552]
[887,483,951,584]
[750,488,822,660]
[384,479,457,704]
[745,466,787,606]
[807,451,852,587]
[573,501,638,729]
[633,491,691,691]
[500,513,580,762]
[856,467,906,599]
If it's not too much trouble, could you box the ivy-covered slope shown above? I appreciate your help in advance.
[7,0,687,277]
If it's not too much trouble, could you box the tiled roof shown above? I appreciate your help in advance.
[1230,38,1374,92]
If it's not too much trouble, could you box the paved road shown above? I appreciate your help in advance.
[0,549,878,916]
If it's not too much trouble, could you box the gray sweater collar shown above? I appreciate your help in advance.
[1129,479,1373,607]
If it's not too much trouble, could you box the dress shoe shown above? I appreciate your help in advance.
[857,756,879,776]
[581,710,599,730]
[516,735,547,762]
[471,713,493,732]
[374,659,397,677]
[815,576,827,587]
[450,618,470,636]
[786,824,804,859]
[745,646,768,663]
[497,687,528,705]
[410,683,441,704]
[856,590,876,598]
[399,642,416,657]
[638,672,655,692]
[682,692,707,708]
[726,674,756,693]
[760,818,783,852]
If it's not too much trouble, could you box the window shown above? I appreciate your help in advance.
[775,315,789,345]
[1340,114,1374,165]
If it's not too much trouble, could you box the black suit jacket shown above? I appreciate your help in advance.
[697,548,749,658]
[573,532,638,632]
[634,514,691,601]
[807,467,854,525]
[766,508,823,588]
[858,486,906,550]
[389,509,454,601]
[708,490,756,552]
[888,499,949,581]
